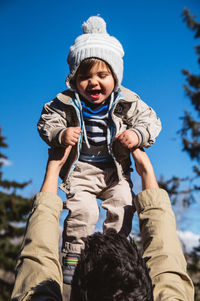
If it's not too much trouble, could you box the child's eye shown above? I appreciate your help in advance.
[78,75,90,81]
[99,73,108,78]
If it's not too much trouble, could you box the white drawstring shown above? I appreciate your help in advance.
[75,92,91,149]
[75,92,115,150]
[108,92,114,111]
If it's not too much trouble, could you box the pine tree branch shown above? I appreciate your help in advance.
[180,111,200,139]
[182,8,200,38]
[182,70,200,89]
[0,179,32,190]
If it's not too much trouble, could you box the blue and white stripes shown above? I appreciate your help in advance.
[81,100,109,146]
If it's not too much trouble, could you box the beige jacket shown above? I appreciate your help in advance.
[11,189,194,301]
[37,87,161,182]
[135,189,194,301]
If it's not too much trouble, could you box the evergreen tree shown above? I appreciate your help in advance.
[181,8,200,180]
[158,10,200,209]
[181,8,200,301]
[159,8,200,300]
[0,127,32,301]
[187,242,200,301]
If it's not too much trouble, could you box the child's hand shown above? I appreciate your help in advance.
[61,127,82,146]
[115,130,139,149]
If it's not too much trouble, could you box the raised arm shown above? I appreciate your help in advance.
[11,146,71,301]
[131,148,158,190]
[40,146,72,194]
[131,148,194,301]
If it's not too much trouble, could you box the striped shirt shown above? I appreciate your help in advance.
[79,99,113,163]
[81,100,109,146]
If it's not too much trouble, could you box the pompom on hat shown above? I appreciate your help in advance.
[66,16,124,91]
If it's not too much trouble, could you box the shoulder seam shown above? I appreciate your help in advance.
[56,90,74,104]
[120,85,140,101]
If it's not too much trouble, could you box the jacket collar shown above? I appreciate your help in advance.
[56,85,139,105]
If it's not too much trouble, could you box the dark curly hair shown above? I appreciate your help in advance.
[72,230,153,301]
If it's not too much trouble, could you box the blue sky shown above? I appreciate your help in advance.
[1,0,200,239]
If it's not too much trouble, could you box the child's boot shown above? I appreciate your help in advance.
[62,253,80,285]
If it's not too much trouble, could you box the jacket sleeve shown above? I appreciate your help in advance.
[120,86,162,147]
[37,98,68,148]
[130,98,162,147]
[134,188,194,301]
[11,192,63,301]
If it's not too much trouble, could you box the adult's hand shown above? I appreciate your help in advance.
[131,148,158,190]
[41,146,72,194]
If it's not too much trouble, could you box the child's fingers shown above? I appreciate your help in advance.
[115,131,125,139]
[118,134,128,143]
[73,136,79,142]
[127,142,134,149]
[74,127,82,133]
[73,133,80,139]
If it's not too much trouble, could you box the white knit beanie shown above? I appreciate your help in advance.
[66,16,124,91]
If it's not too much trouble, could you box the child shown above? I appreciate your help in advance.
[37,16,161,284]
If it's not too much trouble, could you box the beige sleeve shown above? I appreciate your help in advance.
[37,99,68,148]
[135,188,194,301]
[120,86,162,147]
[11,192,63,301]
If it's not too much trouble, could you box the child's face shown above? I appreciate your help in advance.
[75,61,115,105]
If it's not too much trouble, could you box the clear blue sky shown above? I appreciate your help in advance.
[1,0,200,236]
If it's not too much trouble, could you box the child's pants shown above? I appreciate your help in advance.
[62,161,135,254]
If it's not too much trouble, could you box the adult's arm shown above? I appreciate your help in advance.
[11,147,71,301]
[132,148,194,301]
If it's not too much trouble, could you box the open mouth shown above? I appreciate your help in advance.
[87,89,102,99]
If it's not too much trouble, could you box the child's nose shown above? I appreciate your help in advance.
[88,77,98,86]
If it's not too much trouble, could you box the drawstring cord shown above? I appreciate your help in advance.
[108,92,114,111]
[75,92,91,149]
[74,91,115,150]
